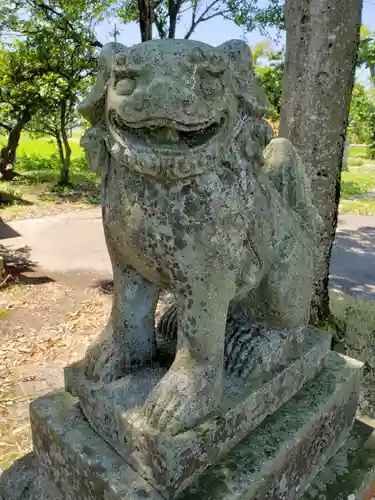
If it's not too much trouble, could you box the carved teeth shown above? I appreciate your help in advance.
[178,159,192,175]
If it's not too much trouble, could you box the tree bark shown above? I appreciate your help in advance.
[59,99,72,186]
[55,132,65,166]
[138,0,153,41]
[168,0,182,38]
[279,0,362,324]
[0,111,31,181]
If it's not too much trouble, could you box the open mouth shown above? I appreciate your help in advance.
[109,111,225,149]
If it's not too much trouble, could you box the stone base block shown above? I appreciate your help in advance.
[303,417,375,500]
[0,453,63,500]
[2,416,373,500]
[65,328,330,498]
[178,352,363,500]
[26,351,362,500]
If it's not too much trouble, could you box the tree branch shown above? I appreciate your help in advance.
[0,123,12,132]
[184,0,229,39]
[25,0,103,47]
[200,9,231,22]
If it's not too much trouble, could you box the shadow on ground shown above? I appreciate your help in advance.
[0,219,20,240]
[39,181,100,205]
[0,189,33,208]
[93,279,114,295]
[0,244,54,286]
[330,225,375,300]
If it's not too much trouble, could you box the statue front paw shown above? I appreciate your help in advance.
[144,357,222,434]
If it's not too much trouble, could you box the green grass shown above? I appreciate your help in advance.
[339,166,375,215]
[0,133,83,156]
[340,168,375,198]
[13,136,83,159]
[348,146,369,158]
[347,156,367,167]
[339,199,375,215]
[0,134,100,220]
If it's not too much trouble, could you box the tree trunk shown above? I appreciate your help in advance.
[138,0,153,41]
[55,132,65,165]
[60,133,71,186]
[168,0,182,38]
[59,100,72,186]
[279,0,362,325]
[0,112,31,181]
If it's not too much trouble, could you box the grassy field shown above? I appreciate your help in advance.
[340,167,375,216]
[348,145,369,158]
[0,134,99,220]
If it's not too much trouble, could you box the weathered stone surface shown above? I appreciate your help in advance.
[66,327,330,498]
[30,352,362,500]
[2,410,371,500]
[303,417,375,500]
[30,392,163,500]
[77,37,323,438]
[0,453,62,500]
[177,352,363,500]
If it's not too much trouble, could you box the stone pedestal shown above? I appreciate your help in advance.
[64,327,330,498]
[2,348,371,500]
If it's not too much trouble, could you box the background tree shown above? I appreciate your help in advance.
[27,86,88,186]
[347,83,375,145]
[22,24,96,185]
[279,0,362,325]
[357,25,375,80]
[0,42,63,180]
[117,0,284,41]
[0,0,100,182]
[253,43,284,124]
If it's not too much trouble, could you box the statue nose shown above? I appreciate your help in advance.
[125,78,209,117]
[183,97,200,116]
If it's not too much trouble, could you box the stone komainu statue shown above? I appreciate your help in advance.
[79,38,322,434]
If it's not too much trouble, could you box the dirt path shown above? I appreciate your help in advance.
[0,274,110,469]
[0,266,171,470]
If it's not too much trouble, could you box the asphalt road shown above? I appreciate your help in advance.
[1,209,375,300]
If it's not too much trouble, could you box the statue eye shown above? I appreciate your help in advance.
[116,77,136,96]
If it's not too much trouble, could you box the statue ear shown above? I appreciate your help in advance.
[79,42,128,125]
[217,39,254,69]
[217,39,269,117]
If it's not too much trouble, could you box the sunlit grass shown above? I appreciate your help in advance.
[0,135,83,159]
[0,134,99,220]
[348,146,370,158]
[339,199,375,216]
[340,167,375,198]
[340,167,375,214]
